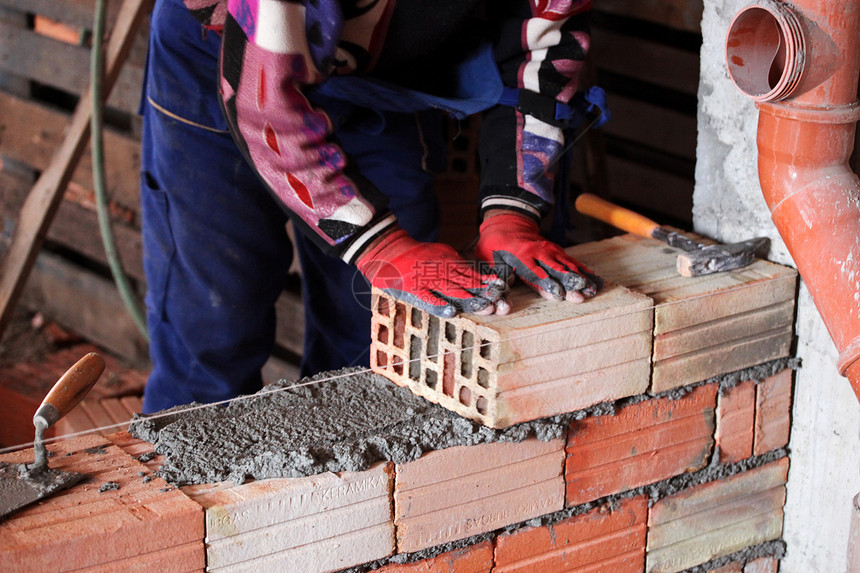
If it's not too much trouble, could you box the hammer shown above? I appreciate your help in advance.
[574,194,770,277]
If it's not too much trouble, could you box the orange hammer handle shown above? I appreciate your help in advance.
[574,193,661,239]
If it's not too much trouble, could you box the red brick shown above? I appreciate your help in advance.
[74,540,204,572]
[744,556,779,573]
[374,540,493,573]
[185,463,394,572]
[494,496,648,573]
[575,234,797,393]
[0,433,203,571]
[394,438,565,553]
[716,381,755,464]
[753,370,792,455]
[565,383,716,506]
[647,459,789,573]
[371,280,653,428]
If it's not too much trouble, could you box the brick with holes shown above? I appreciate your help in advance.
[565,383,717,506]
[646,458,789,573]
[493,496,648,573]
[573,234,797,393]
[393,437,565,553]
[183,462,395,572]
[370,280,653,428]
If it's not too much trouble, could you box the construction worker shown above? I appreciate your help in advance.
[139,0,601,413]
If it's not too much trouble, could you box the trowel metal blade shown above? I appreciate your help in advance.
[0,460,85,520]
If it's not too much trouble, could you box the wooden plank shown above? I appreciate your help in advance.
[591,27,700,95]
[602,156,693,226]
[0,5,30,96]
[0,0,150,340]
[0,91,141,210]
[596,0,704,34]
[1,169,144,281]
[274,290,305,357]
[18,250,149,363]
[601,94,697,160]
[0,21,144,114]
[0,0,125,30]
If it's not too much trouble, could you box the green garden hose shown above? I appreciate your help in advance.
[91,0,148,340]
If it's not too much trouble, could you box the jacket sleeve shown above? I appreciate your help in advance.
[478,0,592,221]
[217,0,397,263]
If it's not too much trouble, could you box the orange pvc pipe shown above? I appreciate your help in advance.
[726,0,860,402]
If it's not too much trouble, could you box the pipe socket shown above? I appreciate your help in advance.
[726,0,805,102]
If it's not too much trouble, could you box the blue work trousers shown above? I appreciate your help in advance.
[140,0,442,412]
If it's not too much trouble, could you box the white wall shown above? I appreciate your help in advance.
[695,1,860,570]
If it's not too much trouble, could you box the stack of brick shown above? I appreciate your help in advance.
[372,234,796,428]
[0,233,798,572]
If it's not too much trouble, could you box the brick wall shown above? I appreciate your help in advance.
[0,233,797,572]
[0,364,792,572]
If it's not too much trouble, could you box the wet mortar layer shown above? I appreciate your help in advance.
[129,368,570,486]
[130,358,799,487]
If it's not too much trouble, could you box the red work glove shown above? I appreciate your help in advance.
[357,228,506,318]
[475,212,602,302]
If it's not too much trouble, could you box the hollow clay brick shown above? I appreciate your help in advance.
[573,234,797,393]
[394,438,565,554]
[374,540,494,573]
[753,370,793,455]
[565,383,716,506]
[371,278,652,428]
[646,458,789,573]
[493,495,648,573]
[183,462,395,572]
[0,433,204,572]
[716,381,755,464]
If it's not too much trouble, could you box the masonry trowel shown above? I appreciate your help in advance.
[0,352,105,520]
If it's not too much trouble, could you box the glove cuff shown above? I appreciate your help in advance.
[341,213,399,265]
[480,196,542,223]
[355,228,413,274]
[479,211,541,236]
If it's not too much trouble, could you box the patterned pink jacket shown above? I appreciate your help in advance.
[182,0,591,262]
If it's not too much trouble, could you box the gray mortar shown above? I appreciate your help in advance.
[681,540,786,572]
[130,368,571,486]
[98,481,119,493]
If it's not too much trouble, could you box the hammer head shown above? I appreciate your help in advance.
[676,236,771,277]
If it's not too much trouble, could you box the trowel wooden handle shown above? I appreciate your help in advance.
[575,193,661,239]
[34,352,105,428]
